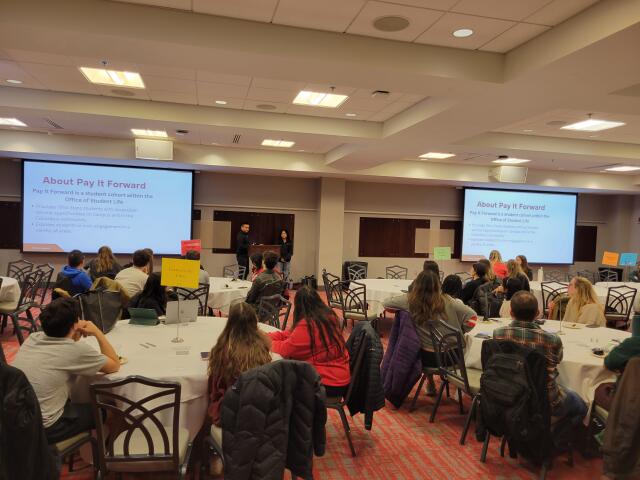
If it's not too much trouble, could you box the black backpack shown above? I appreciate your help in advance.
[471,280,503,318]
[477,340,551,465]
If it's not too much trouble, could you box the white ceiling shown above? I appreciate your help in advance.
[1,0,640,193]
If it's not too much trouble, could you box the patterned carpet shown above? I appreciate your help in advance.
[1,293,603,479]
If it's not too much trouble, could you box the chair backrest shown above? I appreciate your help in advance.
[17,270,41,308]
[540,281,568,315]
[222,264,246,280]
[6,259,34,285]
[577,270,597,284]
[606,286,637,319]
[174,283,210,315]
[347,264,367,281]
[544,269,566,282]
[341,281,367,319]
[455,272,471,284]
[89,375,182,474]
[599,268,619,282]
[385,265,408,280]
[256,294,291,330]
[342,329,368,404]
[33,263,54,306]
[322,270,343,306]
[426,319,471,394]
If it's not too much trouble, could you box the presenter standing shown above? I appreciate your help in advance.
[236,223,250,279]
[278,229,293,281]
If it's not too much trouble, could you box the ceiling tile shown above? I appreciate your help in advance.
[148,90,198,104]
[415,12,515,49]
[96,85,151,100]
[399,93,427,103]
[5,49,74,66]
[135,64,196,81]
[71,57,140,72]
[369,101,415,120]
[479,22,549,53]
[196,71,252,85]
[349,88,405,102]
[246,87,295,103]
[384,0,459,9]
[142,74,196,93]
[302,83,357,96]
[197,82,250,104]
[193,0,279,22]
[273,0,366,33]
[112,0,192,10]
[342,97,395,112]
[252,77,306,91]
[0,61,45,88]
[242,100,289,113]
[451,0,552,22]
[197,97,245,108]
[524,0,599,26]
[18,63,101,94]
[347,1,443,42]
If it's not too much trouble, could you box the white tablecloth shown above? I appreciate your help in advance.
[0,276,20,304]
[529,281,608,310]
[351,278,413,316]
[208,277,252,313]
[596,282,640,311]
[465,318,630,402]
[79,317,279,439]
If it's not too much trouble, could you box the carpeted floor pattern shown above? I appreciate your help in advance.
[1,291,603,479]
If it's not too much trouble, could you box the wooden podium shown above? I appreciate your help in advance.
[248,244,280,258]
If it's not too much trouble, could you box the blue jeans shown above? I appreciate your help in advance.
[554,389,587,426]
[278,261,291,281]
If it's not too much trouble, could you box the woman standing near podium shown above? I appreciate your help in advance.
[278,229,293,281]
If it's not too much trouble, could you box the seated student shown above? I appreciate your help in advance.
[493,291,587,426]
[12,298,120,444]
[408,260,440,292]
[496,260,531,317]
[441,274,463,302]
[249,252,264,281]
[489,250,507,279]
[128,272,174,316]
[516,254,533,281]
[563,276,606,327]
[459,262,488,305]
[245,252,282,306]
[185,249,210,286]
[385,270,476,393]
[115,249,151,298]
[268,286,350,397]
[595,336,640,411]
[59,250,93,295]
[85,245,122,281]
[207,302,272,427]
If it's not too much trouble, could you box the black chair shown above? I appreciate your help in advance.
[89,375,192,479]
[347,264,367,281]
[6,259,34,285]
[385,265,408,280]
[605,285,637,330]
[0,270,41,344]
[33,263,55,309]
[222,264,246,280]
[253,279,285,306]
[540,281,568,318]
[577,270,597,284]
[340,281,371,329]
[544,270,566,282]
[599,268,619,282]
[427,319,481,445]
[256,294,291,330]
[325,330,367,457]
[455,272,472,284]
[174,283,210,316]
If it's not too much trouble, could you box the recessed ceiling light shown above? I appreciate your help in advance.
[293,90,348,108]
[215,100,227,105]
[262,139,295,148]
[493,157,530,165]
[561,118,625,132]
[80,67,145,89]
[6,79,22,84]
[523,129,534,133]
[373,16,410,32]
[131,128,167,138]
[453,28,474,38]
[345,113,357,117]
[604,165,640,172]
[0,118,27,126]
[419,152,455,159]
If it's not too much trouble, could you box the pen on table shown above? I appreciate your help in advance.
[139,343,149,349]
[146,342,156,347]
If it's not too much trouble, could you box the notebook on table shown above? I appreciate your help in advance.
[128,308,159,326]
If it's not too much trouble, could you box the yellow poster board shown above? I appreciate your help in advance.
[161,258,200,289]
[601,251,620,267]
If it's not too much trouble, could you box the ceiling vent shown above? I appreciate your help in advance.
[372,90,390,97]
[373,16,409,32]
[232,134,241,144]
[44,118,64,130]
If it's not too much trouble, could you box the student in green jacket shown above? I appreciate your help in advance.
[594,337,640,411]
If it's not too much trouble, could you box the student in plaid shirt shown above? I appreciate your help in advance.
[493,291,587,425]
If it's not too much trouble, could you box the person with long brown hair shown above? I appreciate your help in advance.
[207,302,272,426]
[86,245,122,281]
[516,254,533,280]
[564,276,606,326]
[269,286,350,397]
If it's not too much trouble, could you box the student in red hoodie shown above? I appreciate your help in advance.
[269,286,350,397]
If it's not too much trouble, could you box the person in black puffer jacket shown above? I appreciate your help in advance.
[221,359,326,480]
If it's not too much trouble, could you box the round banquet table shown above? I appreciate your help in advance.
[464,318,630,403]
[76,317,279,440]
[529,281,608,310]
[208,277,252,314]
[350,278,413,316]
[595,282,640,310]
[0,276,20,305]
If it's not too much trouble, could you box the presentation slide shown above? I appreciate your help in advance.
[22,161,193,254]
[462,188,577,264]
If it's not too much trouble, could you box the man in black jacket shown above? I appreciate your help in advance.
[236,222,250,279]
